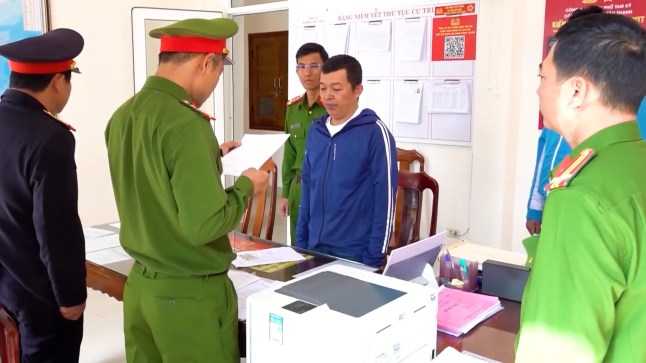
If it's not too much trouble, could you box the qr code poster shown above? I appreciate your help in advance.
[431,15,477,61]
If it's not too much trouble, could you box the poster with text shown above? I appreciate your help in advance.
[432,14,477,61]
[539,0,646,127]
[544,0,646,58]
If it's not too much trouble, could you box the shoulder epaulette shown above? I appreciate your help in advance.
[180,100,215,121]
[286,94,303,107]
[42,110,76,131]
[545,148,596,192]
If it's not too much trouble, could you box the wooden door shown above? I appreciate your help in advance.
[249,31,289,131]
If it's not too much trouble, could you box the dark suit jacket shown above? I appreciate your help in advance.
[0,89,86,310]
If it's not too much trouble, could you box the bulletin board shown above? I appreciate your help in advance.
[292,1,479,145]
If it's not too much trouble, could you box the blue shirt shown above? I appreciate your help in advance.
[526,128,571,221]
[638,97,646,139]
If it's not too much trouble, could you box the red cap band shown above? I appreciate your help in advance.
[8,59,75,74]
[160,36,226,53]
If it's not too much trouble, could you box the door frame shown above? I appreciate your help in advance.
[248,30,289,132]
[225,1,289,142]
[131,8,226,143]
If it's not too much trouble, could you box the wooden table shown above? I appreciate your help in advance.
[86,232,520,362]
[437,299,519,362]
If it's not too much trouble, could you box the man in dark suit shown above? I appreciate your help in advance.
[0,28,86,362]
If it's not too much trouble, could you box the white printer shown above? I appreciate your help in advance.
[246,264,438,363]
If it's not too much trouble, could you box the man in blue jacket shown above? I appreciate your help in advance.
[525,128,570,235]
[296,54,397,267]
[638,98,646,138]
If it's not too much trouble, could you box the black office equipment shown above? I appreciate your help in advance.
[481,259,529,302]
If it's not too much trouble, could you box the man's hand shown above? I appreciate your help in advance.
[60,302,86,321]
[242,168,269,196]
[279,198,289,217]
[220,141,241,156]
[526,220,541,235]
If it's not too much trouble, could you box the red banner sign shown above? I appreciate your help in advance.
[543,0,646,58]
[539,0,646,128]
[435,3,476,16]
[431,14,477,61]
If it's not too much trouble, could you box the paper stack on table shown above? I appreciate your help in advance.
[437,286,503,337]
[433,347,501,362]
[228,270,283,321]
[447,240,527,270]
[231,247,305,268]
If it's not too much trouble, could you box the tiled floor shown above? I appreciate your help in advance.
[80,288,126,363]
[81,204,287,362]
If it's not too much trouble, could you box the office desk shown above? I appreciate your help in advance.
[86,230,340,358]
[437,299,519,362]
[85,229,520,362]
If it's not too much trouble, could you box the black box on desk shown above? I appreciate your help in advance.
[481,259,529,302]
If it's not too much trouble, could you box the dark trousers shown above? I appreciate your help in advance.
[5,301,83,363]
[312,244,364,264]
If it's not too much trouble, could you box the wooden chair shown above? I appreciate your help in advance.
[240,158,278,240]
[390,170,439,253]
[396,147,425,172]
[390,148,426,252]
[0,305,20,363]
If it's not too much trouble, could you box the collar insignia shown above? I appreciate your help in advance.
[180,100,215,121]
[43,110,76,131]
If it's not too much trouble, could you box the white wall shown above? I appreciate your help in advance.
[232,11,289,181]
[289,0,546,252]
[49,0,229,226]
[50,0,547,253]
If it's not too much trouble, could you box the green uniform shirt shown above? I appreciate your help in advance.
[281,93,326,198]
[516,121,646,362]
[105,76,253,276]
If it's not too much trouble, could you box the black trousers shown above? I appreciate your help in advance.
[5,300,83,363]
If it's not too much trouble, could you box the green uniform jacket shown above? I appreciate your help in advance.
[281,93,326,198]
[105,76,253,276]
[516,121,646,362]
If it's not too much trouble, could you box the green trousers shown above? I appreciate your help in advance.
[288,180,301,246]
[124,263,238,363]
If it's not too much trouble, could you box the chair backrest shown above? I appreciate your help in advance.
[390,170,439,253]
[240,158,278,240]
[392,148,426,251]
[0,305,20,363]
[396,148,425,172]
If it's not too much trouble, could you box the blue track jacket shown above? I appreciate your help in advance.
[296,108,397,267]
[638,97,646,139]
[526,128,571,222]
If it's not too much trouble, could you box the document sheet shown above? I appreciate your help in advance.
[221,134,289,176]
[232,247,306,268]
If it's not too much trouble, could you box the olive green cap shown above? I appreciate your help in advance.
[150,18,238,64]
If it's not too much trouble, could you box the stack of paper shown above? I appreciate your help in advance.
[433,347,501,362]
[437,286,503,337]
[447,240,527,270]
[228,270,283,321]
[231,247,305,268]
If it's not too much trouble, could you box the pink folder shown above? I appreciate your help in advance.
[437,286,503,336]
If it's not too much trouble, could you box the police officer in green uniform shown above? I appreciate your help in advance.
[280,43,329,245]
[516,13,646,362]
[105,18,268,363]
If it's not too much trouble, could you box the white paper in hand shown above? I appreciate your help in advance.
[221,134,289,176]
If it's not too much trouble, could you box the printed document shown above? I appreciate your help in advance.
[222,134,289,176]
[232,247,306,268]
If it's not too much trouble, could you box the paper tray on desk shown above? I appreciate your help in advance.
[437,286,504,337]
